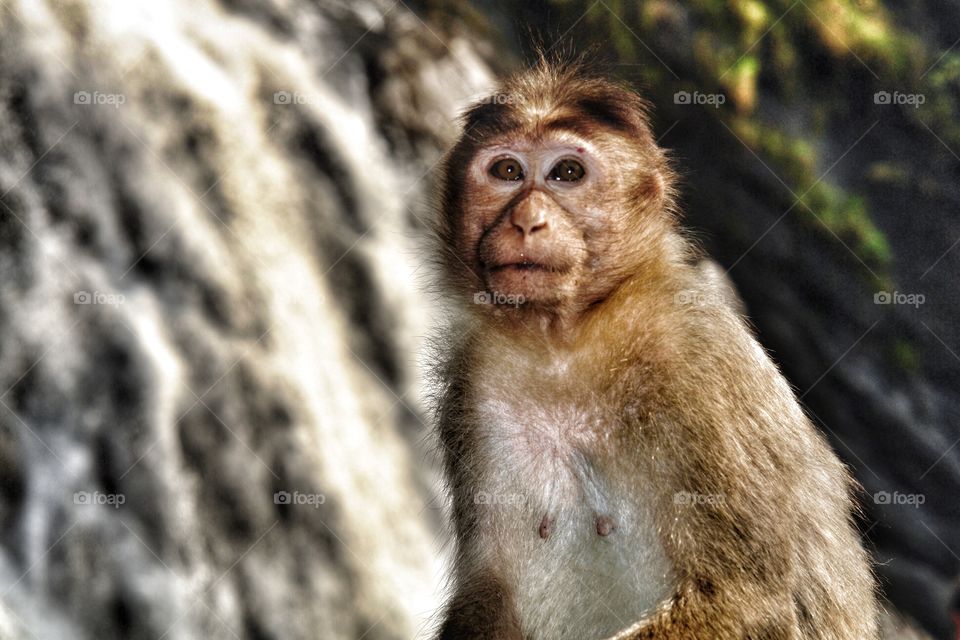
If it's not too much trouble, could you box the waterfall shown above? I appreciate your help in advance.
[0,0,495,638]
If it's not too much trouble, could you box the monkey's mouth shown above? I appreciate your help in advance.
[488,261,558,273]
[481,260,572,306]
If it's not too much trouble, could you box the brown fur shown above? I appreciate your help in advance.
[431,58,878,640]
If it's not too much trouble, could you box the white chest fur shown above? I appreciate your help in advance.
[471,373,675,640]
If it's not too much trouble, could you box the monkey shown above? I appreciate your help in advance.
[429,59,878,640]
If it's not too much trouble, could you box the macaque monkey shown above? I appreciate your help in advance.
[431,59,878,640]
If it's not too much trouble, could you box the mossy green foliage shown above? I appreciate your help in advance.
[891,338,921,374]
[923,53,960,150]
[803,190,891,268]
[733,117,889,273]
[587,0,638,62]
[866,161,910,187]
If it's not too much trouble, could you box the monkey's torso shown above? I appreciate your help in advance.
[437,282,878,640]
[470,372,675,639]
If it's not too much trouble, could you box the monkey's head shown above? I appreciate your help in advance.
[438,61,677,320]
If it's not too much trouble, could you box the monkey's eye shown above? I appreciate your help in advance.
[548,159,585,182]
[490,158,524,181]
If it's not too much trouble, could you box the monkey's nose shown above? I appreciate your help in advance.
[510,202,549,237]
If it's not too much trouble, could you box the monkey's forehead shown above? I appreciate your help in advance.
[464,78,653,142]
[472,129,599,154]
[469,110,617,139]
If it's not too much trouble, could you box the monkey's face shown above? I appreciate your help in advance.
[459,134,634,311]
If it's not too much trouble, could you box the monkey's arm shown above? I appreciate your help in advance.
[601,523,800,640]
[606,311,874,639]
[433,348,525,640]
[434,458,525,638]
[434,476,525,639]
[604,581,794,640]
[436,567,523,640]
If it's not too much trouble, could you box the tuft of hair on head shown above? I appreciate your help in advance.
[458,49,657,148]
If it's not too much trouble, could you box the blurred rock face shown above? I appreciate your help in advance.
[0,1,493,638]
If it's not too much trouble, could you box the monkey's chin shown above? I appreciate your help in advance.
[483,264,569,307]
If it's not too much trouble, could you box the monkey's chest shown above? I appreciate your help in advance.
[472,395,674,640]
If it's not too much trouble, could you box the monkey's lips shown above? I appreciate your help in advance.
[489,261,552,273]
[483,261,569,302]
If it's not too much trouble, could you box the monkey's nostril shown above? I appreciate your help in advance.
[514,221,547,236]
